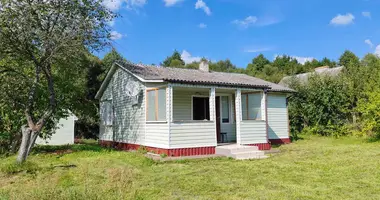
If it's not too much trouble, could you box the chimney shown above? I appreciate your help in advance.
[199,60,209,72]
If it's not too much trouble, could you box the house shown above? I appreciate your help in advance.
[36,112,78,145]
[95,60,294,157]
[279,66,344,87]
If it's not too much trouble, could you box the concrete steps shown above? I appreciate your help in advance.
[215,144,268,160]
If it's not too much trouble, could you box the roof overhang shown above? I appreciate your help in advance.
[95,62,164,100]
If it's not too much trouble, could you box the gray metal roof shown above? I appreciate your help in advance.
[117,61,294,92]
[279,66,344,87]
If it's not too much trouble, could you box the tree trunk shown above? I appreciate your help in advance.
[16,125,40,163]
[17,126,32,163]
[26,131,39,156]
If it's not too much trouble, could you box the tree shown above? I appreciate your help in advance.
[320,57,336,68]
[210,59,237,72]
[0,0,114,163]
[339,50,360,69]
[272,55,302,75]
[246,54,270,75]
[162,50,185,67]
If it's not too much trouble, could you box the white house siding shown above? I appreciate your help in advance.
[99,80,113,141]
[169,122,216,148]
[172,90,209,120]
[239,120,267,144]
[36,115,77,145]
[99,68,145,144]
[173,90,236,142]
[267,93,289,139]
[145,123,169,148]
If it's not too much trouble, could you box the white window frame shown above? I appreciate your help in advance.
[191,95,211,121]
[146,87,167,122]
[241,92,263,121]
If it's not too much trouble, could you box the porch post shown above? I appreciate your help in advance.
[166,85,173,148]
[235,89,242,145]
[209,87,217,145]
[209,87,216,121]
[262,89,269,142]
[166,84,173,123]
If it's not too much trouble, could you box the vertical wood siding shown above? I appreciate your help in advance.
[267,94,289,139]
[169,122,216,148]
[239,120,267,144]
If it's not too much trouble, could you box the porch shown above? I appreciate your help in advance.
[145,84,270,153]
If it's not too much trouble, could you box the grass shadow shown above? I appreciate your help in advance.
[32,143,109,155]
[365,135,380,143]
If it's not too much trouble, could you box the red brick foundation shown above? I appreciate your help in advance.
[99,139,290,156]
[99,140,215,157]
[269,138,291,144]
[248,143,272,150]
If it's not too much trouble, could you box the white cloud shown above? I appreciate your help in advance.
[375,45,380,56]
[181,50,202,64]
[110,31,124,40]
[195,0,211,16]
[198,23,207,28]
[164,0,183,7]
[232,16,258,28]
[103,0,124,11]
[365,39,374,48]
[292,56,314,64]
[330,13,355,26]
[102,0,146,11]
[244,47,273,53]
[275,55,314,64]
[362,11,371,19]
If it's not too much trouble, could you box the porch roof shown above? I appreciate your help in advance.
[116,60,294,92]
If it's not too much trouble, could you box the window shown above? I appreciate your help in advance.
[241,93,262,120]
[146,88,167,121]
[221,96,230,123]
[101,101,113,126]
[192,97,210,120]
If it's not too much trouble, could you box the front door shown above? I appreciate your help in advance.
[215,96,221,143]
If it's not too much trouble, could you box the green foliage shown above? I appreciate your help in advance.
[289,51,380,139]
[339,50,360,69]
[1,161,41,175]
[355,71,380,138]
[1,137,380,199]
[162,50,185,67]
[288,74,350,136]
[209,59,237,72]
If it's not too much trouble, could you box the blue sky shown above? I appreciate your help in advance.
[99,0,380,67]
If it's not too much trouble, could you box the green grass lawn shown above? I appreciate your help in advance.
[1,136,380,200]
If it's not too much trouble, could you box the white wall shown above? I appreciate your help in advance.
[145,123,169,148]
[267,93,289,139]
[169,122,216,148]
[239,120,267,144]
[36,114,77,145]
